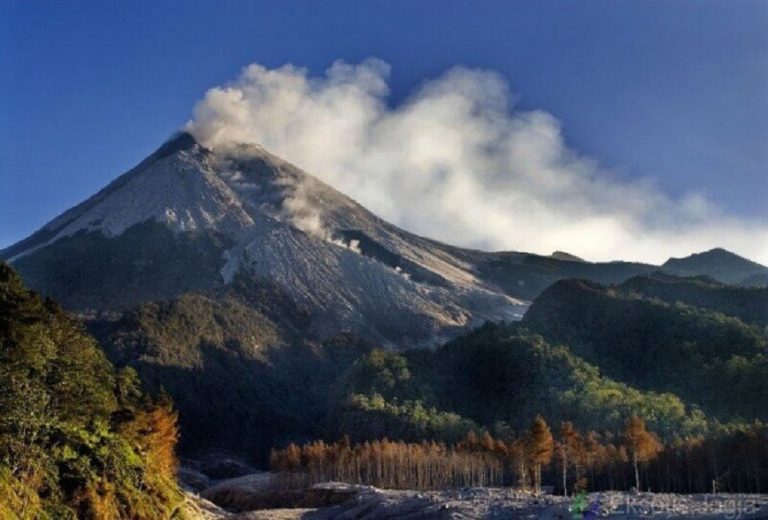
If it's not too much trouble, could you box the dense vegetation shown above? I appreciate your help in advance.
[90,280,368,458]
[0,263,182,519]
[333,324,706,443]
[91,288,707,462]
[90,274,767,471]
[266,274,768,494]
[619,272,768,327]
[523,278,768,421]
[64,264,767,498]
[272,416,768,494]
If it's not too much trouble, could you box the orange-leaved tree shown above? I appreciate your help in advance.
[527,415,554,494]
[624,415,662,491]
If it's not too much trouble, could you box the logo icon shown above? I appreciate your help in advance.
[572,491,601,520]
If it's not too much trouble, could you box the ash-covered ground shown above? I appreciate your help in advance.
[184,480,768,519]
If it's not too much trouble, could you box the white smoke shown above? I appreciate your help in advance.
[187,59,768,265]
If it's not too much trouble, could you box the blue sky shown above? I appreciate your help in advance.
[1,0,766,255]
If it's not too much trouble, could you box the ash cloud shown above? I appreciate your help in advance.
[186,59,768,264]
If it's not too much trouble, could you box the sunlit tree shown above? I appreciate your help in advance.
[624,415,662,490]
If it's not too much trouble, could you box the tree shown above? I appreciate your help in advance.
[527,416,554,494]
[349,349,412,400]
[557,421,582,496]
[510,437,529,491]
[624,416,662,490]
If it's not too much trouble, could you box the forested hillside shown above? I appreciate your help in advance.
[522,278,768,422]
[89,278,371,458]
[0,262,182,519]
[87,273,768,472]
[271,318,768,495]
[268,275,768,495]
[333,324,706,443]
[92,293,714,463]
[619,272,768,327]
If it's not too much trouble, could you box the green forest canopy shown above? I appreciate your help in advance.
[0,262,182,519]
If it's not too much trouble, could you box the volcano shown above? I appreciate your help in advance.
[3,133,529,346]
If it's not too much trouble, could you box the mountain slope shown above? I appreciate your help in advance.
[619,272,768,327]
[522,279,768,421]
[88,284,362,457]
[3,133,526,346]
[661,248,768,286]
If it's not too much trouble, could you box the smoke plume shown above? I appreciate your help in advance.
[187,59,768,264]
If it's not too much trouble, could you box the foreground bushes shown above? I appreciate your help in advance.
[0,262,182,518]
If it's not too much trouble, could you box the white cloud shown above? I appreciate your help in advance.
[186,59,768,265]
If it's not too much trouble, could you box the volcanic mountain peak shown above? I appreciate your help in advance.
[5,135,248,260]
[3,133,527,345]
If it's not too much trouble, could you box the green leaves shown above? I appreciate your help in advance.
[524,278,768,422]
[347,349,413,399]
[0,262,182,518]
[336,321,707,444]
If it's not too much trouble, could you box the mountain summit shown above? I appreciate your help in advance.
[661,248,768,286]
[3,133,527,345]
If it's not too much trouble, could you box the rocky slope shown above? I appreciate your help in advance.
[4,133,526,346]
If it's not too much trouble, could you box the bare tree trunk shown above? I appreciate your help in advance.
[633,452,640,490]
[519,459,527,492]
[562,449,568,496]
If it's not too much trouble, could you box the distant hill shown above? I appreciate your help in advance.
[522,278,768,422]
[619,272,768,327]
[661,248,768,286]
[471,251,656,300]
[742,272,768,288]
[550,251,585,262]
